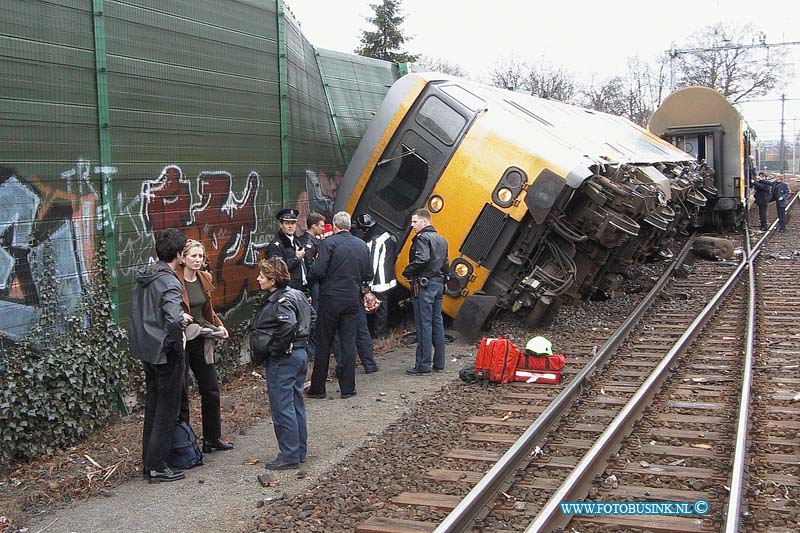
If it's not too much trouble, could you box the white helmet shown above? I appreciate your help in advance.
[525,336,552,355]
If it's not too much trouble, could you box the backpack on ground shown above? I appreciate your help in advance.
[473,337,520,384]
[166,420,204,470]
[459,363,478,384]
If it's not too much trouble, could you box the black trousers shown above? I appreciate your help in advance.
[367,290,389,339]
[142,349,184,471]
[757,202,769,230]
[309,296,359,396]
[776,204,787,231]
[180,337,222,441]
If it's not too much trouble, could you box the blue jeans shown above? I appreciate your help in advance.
[412,278,445,372]
[265,347,308,464]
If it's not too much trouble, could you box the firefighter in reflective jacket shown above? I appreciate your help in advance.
[355,213,397,339]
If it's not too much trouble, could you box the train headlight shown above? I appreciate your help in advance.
[496,187,513,203]
[454,262,470,278]
[492,167,527,208]
[428,195,444,213]
[446,259,473,297]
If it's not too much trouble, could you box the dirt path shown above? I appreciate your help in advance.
[24,341,473,533]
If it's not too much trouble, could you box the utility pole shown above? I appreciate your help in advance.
[779,94,786,173]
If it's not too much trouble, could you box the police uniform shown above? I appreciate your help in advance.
[250,286,314,468]
[266,209,308,291]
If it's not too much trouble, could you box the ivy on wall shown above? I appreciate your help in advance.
[0,241,128,461]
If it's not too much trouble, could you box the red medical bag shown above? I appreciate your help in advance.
[473,337,520,384]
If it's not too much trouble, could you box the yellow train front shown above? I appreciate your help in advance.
[336,73,713,334]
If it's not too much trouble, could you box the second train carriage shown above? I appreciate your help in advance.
[650,86,757,230]
[335,73,715,334]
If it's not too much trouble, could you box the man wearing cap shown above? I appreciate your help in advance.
[266,208,308,292]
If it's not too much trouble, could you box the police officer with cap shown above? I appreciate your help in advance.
[266,208,308,291]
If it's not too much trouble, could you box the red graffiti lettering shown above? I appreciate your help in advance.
[142,166,261,310]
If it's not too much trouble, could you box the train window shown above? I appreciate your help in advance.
[415,96,466,145]
[440,85,486,112]
[375,143,430,212]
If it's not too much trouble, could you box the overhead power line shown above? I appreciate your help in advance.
[666,37,800,91]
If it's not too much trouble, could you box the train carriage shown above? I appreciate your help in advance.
[335,73,714,335]
[650,86,757,229]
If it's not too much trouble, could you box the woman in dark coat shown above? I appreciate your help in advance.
[251,257,314,470]
[178,239,234,453]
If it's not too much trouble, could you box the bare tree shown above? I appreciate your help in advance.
[490,59,578,104]
[582,55,669,127]
[414,56,468,78]
[674,22,791,103]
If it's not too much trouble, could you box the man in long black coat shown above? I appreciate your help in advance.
[306,211,373,399]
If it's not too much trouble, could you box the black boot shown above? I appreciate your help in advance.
[202,438,234,453]
[148,467,185,484]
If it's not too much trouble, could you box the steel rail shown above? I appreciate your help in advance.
[723,192,800,531]
[527,238,750,532]
[433,237,696,533]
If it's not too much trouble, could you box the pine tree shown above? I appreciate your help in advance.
[355,0,418,63]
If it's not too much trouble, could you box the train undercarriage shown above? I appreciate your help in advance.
[458,160,718,333]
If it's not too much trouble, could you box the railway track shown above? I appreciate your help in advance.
[746,224,800,532]
[251,197,798,533]
[351,197,799,533]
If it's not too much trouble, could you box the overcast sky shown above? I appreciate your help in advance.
[286,0,800,145]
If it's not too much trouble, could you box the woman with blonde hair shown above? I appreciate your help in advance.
[250,257,314,469]
[178,239,234,453]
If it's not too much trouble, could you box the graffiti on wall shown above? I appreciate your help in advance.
[139,165,268,310]
[0,160,344,342]
[0,162,102,341]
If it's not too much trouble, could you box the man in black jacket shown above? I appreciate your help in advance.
[751,172,773,230]
[772,174,791,232]
[402,209,449,375]
[307,211,373,399]
[266,208,307,291]
[297,211,325,360]
[129,228,192,483]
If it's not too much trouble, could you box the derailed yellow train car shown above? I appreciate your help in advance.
[335,73,715,333]
[650,86,757,229]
